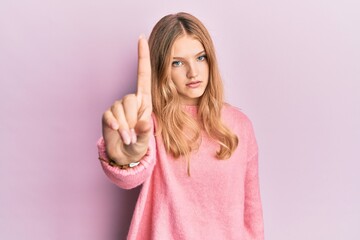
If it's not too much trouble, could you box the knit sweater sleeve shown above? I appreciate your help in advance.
[243,120,264,239]
[244,152,264,239]
[96,131,156,190]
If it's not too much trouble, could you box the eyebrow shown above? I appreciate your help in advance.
[173,50,206,59]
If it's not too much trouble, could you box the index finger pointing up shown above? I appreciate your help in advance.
[137,35,152,96]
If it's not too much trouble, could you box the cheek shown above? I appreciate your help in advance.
[170,71,181,88]
[199,61,209,72]
[201,64,210,79]
[171,69,186,82]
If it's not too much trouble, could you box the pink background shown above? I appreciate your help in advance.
[1,1,359,239]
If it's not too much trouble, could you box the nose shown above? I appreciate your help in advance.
[186,62,198,79]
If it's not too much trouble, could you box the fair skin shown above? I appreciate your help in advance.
[171,35,209,105]
[102,35,209,165]
[102,36,152,165]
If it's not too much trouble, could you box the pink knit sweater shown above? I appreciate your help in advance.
[97,104,264,240]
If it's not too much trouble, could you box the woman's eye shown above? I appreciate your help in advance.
[172,61,183,67]
[197,55,207,61]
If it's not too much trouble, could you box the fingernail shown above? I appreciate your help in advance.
[120,130,131,145]
[111,122,119,130]
[130,129,137,144]
[139,34,145,39]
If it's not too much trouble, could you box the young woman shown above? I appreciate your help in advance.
[98,12,264,240]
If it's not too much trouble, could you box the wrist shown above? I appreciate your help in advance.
[98,156,140,169]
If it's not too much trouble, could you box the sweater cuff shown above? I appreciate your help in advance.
[96,137,153,176]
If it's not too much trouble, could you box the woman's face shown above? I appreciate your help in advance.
[170,35,209,105]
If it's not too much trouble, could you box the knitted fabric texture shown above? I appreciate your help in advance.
[97,104,264,240]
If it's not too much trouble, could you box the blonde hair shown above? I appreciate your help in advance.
[148,12,238,169]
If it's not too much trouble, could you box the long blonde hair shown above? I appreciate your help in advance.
[148,12,238,165]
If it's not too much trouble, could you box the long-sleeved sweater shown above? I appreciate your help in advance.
[97,104,264,240]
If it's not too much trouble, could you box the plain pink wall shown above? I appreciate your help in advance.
[1,1,359,239]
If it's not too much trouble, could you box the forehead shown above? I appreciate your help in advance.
[171,35,204,57]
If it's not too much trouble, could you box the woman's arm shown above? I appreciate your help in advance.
[97,131,156,189]
[244,153,264,239]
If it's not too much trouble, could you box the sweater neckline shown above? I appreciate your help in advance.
[182,105,198,116]
[183,104,198,109]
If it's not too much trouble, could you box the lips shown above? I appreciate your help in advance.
[186,81,202,88]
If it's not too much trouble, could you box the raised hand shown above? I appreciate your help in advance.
[102,36,152,165]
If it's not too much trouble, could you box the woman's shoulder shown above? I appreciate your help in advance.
[222,103,255,133]
[222,103,252,122]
